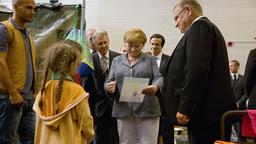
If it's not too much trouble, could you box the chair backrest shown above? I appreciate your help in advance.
[220,110,247,140]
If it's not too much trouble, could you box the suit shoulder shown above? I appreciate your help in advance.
[91,52,97,57]
[249,48,256,54]
[113,54,124,60]
[192,18,212,28]
[247,49,256,61]
[191,17,218,32]
[239,74,244,77]
[110,50,120,57]
[162,53,171,59]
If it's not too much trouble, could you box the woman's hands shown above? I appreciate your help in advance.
[142,85,158,96]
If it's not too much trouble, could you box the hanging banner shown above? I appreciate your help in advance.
[0,4,82,88]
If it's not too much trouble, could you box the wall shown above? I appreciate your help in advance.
[1,0,256,73]
[85,0,256,74]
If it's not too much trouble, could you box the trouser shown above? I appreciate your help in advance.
[117,115,160,144]
[0,96,35,144]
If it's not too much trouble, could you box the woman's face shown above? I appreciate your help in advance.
[125,42,144,58]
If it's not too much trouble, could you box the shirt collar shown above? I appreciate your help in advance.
[231,73,238,76]
[98,50,109,59]
[89,48,96,53]
[192,16,205,25]
[153,53,163,60]
[9,17,28,36]
[9,17,25,30]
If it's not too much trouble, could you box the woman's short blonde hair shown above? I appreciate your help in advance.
[123,28,147,45]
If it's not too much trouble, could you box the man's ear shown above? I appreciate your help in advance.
[186,6,193,16]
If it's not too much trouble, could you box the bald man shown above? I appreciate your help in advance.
[86,27,97,53]
[0,0,37,143]
[244,31,256,109]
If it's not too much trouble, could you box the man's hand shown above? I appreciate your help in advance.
[142,85,158,96]
[9,89,24,107]
[0,53,24,107]
[176,112,190,125]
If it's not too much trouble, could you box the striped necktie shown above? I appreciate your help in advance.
[100,56,109,77]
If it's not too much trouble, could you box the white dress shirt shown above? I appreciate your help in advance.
[153,53,162,68]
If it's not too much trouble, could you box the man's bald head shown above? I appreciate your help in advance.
[12,0,23,6]
[12,0,36,26]
[86,28,97,51]
[12,0,36,7]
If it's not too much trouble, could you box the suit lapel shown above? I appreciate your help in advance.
[92,53,105,78]
[169,33,187,63]
[121,54,131,67]
[160,54,167,73]
[233,74,242,90]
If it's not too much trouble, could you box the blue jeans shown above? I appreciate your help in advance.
[0,96,35,144]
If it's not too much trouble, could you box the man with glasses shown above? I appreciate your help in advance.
[244,31,256,110]
[164,0,236,143]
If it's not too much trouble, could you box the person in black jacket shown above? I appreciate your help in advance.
[229,59,247,142]
[244,48,256,109]
[163,0,237,143]
[229,60,247,110]
[91,30,120,144]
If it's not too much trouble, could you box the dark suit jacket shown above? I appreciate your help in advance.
[159,54,171,78]
[91,50,120,117]
[163,17,236,129]
[230,74,247,109]
[158,53,171,115]
[244,48,256,109]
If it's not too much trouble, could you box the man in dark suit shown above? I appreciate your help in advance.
[229,60,247,142]
[91,30,120,144]
[229,60,247,110]
[78,28,97,117]
[244,48,256,109]
[163,0,237,143]
[150,34,170,78]
[149,33,171,144]
[244,32,256,109]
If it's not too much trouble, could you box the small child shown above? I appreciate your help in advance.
[33,40,94,144]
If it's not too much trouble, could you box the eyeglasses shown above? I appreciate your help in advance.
[174,7,186,22]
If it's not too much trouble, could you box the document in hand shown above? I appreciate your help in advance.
[119,77,149,102]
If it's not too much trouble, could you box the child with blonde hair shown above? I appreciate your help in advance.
[33,40,94,144]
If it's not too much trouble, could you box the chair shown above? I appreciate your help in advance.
[220,110,256,143]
